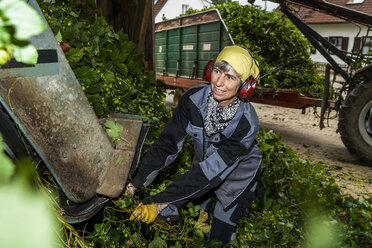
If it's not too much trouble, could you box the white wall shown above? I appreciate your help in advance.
[155,0,212,23]
[308,23,369,66]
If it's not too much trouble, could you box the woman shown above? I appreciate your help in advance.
[127,45,264,247]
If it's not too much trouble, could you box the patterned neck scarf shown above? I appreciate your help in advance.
[204,91,240,137]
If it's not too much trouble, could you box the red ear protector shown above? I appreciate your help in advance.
[203,59,215,82]
[202,59,259,101]
[237,76,258,102]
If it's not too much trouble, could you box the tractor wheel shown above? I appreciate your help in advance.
[338,80,372,165]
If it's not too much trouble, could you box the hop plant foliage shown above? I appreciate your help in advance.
[232,130,372,248]
[76,130,371,248]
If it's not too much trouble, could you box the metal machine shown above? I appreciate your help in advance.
[273,0,372,165]
[0,0,149,223]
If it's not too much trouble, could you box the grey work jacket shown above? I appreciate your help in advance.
[132,84,262,209]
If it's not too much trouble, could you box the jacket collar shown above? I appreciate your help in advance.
[189,84,210,119]
[189,84,247,139]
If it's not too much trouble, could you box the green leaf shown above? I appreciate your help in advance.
[194,210,211,238]
[12,44,38,64]
[0,139,15,184]
[117,198,133,208]
[65,48,84,63]
[148,237,167,248]
[80,31,90,43]
[115,154,124,166]
[55,30,62,43]
[103,70,115,82]
[264,198,273,210]
[187,203,200,217]
[0,0,45,40]
[208,239,223,248]
[70,11,78,18]
[94,223,102,233]
[0,183,60,248]
[0,48,11,65]
[113,62,128,76]
[103,121,123,139]
[170,244,182,248]
[84,85,101,94]
[74,67,101,85]
[259,143,274,152]
[0,26,11,45]
[73,66,91,80]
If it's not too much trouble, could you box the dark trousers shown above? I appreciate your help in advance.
[198,182,258,247]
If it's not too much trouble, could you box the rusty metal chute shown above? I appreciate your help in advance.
[0,0,148,223]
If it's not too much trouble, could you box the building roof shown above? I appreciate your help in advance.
[154,0,168,16]
[293,0,372,24]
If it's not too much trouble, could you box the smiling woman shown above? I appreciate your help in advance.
[128,45,264,247]
[210,45,260,106]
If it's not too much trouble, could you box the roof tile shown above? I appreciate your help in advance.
[293,0,372,24]
[154,0,168,16]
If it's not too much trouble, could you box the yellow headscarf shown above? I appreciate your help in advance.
[215,45,259,83]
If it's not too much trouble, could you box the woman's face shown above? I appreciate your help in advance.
[210,67,241,107]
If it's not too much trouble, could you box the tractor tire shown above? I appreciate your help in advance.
[338,80,372,165]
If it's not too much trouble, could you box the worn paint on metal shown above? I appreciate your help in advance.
[0,63,59,77]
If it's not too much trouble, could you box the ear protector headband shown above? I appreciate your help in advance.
[203,46,260,102]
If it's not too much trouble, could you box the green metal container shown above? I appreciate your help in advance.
[155,9,234,79]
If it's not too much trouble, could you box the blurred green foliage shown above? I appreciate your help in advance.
[0,0,45,64]
[0,137,60,248]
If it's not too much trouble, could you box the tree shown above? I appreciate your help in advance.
[212,0,232,5]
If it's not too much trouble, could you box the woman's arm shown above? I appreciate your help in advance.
[142,109,259,207]
[132,93,190,188]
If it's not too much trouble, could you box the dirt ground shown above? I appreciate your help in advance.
[252,102,372,199]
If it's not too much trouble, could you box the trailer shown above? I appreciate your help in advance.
[155,1,372,165]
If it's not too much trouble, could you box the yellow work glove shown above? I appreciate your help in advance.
[130,203,158,224]
[124,183,136,196]
[129,202,168,224]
